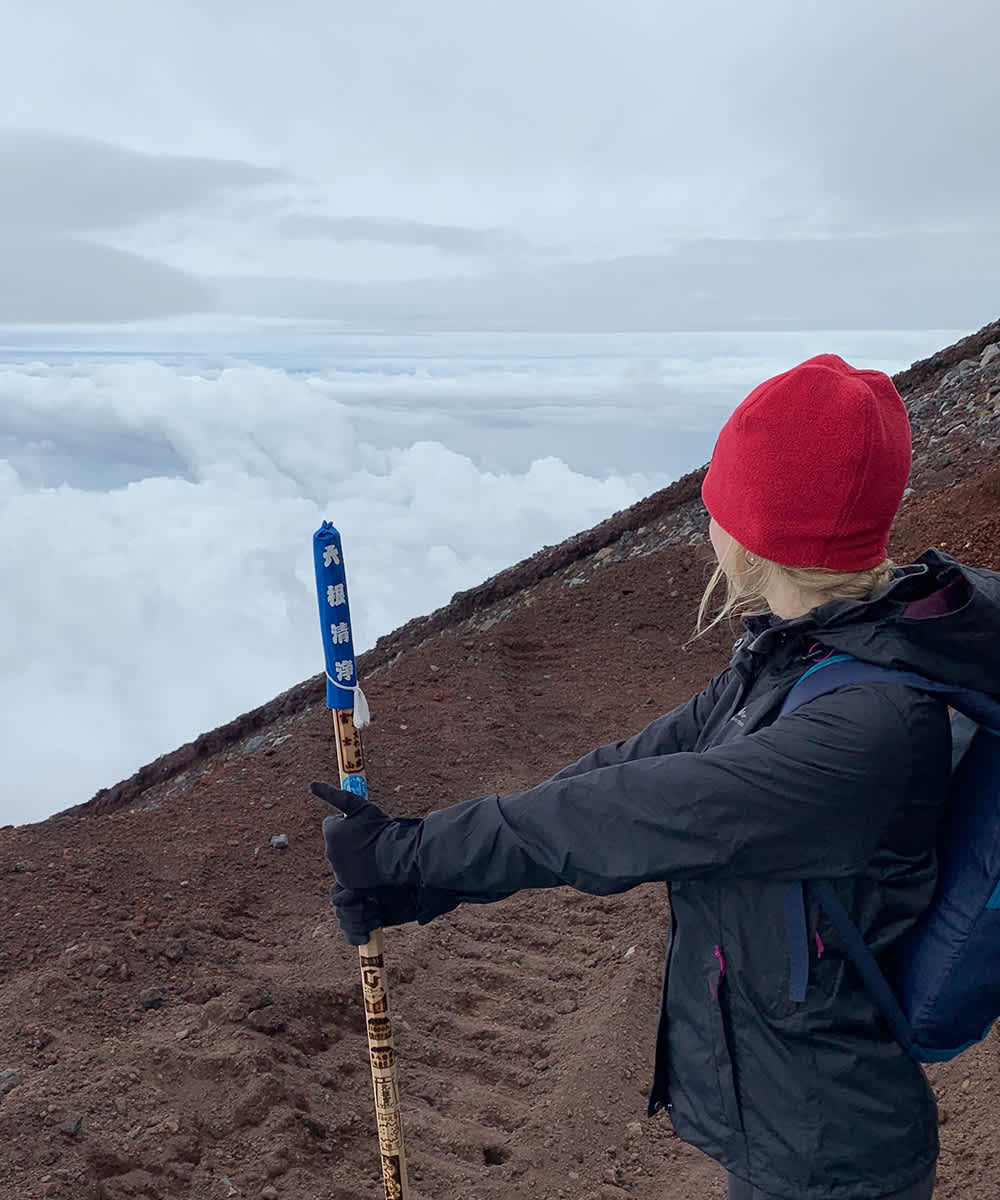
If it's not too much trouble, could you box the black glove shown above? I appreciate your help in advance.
[330,882,463,946]
[311,780,422,891]
[313,780,513,947]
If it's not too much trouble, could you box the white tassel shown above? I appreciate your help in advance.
[326,673,372,729]
[352,683,371,729]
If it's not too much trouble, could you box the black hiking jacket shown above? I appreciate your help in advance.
[390,549,1000,1198]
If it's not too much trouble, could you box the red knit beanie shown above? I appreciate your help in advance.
[701,354,911,570]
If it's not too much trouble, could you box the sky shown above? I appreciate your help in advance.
[0,0,998,329]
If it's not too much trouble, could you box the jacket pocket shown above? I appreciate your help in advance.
[708,945,743,1132]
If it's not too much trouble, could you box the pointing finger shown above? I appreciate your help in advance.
[310,780,367,816]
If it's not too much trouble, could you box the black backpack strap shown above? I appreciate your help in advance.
[811,880,915,1056]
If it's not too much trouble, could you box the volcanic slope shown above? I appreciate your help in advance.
[2,321,1000,1200]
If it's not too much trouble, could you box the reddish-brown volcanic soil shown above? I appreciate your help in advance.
[2,323,1000,1200]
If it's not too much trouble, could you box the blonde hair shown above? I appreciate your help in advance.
[693,540,895,640]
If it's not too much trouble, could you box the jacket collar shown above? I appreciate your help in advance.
[732,549,1000,698]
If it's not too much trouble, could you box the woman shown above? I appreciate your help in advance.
[315,355,1000,1198]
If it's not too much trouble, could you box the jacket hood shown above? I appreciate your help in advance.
[741,548,1000,698]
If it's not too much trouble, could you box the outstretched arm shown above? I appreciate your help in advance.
[409,684,949,895]
[548,668,734,780]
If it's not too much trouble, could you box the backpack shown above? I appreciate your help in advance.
[779,653,1000,1062]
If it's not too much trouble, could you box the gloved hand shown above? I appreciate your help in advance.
[330,882,463,945]
[313,780,512,946]
[311,780,423,891]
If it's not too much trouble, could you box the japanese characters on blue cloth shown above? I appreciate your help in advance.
[312,522,370,792]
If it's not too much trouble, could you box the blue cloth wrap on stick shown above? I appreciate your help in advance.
[313,521,361,712]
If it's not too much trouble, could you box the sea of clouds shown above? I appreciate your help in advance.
[0,325,958,825]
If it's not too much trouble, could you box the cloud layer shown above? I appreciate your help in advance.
[279,214,532,256]
[0,325,958,826]
[0,236,215,322]
[0,349,664,826]
[214,234,1000,332]
[0,129,284,235]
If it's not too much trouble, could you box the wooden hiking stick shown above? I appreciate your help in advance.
[313,522,409,1200]
[332,706,409,1200]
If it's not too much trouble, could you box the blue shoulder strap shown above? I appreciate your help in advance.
[780,655,1000,730]
[777,655,1000,1041]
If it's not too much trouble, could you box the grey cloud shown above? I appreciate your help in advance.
[0,236,215,322]
[3,5,1000,245]
[213,232,1000,332]
[279,213,533,256]
[0,421,189,490]
[0,129,286,236]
